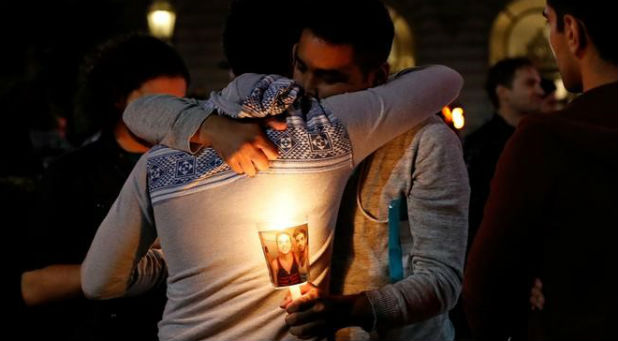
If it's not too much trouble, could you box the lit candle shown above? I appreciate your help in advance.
[257,217,309,302]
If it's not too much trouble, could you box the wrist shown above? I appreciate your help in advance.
[195,115,220,147]
[339,293,374,331]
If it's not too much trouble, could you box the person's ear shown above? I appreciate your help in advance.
[371,62,390,86]
[496,84,509,104]
[291,44,298,68]
[564,14,586,57]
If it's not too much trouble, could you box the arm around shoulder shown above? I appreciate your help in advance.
[123,94,213,153]
[325,65,464,165]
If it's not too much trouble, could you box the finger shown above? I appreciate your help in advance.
[285,308,318,327]
[299,283,319,300]
[250,150,270,172]
[227,157,244,175]
[266,118,288,131]
[286,295,318,314]
[280,292,292,309]
[238,152,256,177]
[289,321,328,339]
[254,137,279,161]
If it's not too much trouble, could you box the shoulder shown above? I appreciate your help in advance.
[414,116,463,153]
[510,115,555,148]
[497,115,557,171]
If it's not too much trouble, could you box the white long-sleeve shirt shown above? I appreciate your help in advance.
[82,66,463,341]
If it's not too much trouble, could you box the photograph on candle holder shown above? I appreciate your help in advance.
[258,223,309,287]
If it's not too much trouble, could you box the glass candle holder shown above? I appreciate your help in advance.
[257,218,309,300]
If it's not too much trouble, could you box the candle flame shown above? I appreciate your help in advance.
[452,107,465,130]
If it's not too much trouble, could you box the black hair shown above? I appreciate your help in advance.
[485,57,534,109]
[73,34,190,142]
[547,0,617,64]
[301,0,394,75]
[223,0,302,77]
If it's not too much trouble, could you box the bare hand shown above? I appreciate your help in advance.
[194,115,287,176]
[284,293,373,339]
[280,282,320,310]
[530,277,545,311]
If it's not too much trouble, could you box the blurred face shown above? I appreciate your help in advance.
[277,234,292,255]
[541,92,561,113]
[295,232,307,251]
[293,29,379,98]
[544,5,582,92]
[502,66,544,115]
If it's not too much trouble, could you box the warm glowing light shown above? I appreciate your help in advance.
[263,192,305,230]
[452,107,465,130]
[441,106,453,123]
[554,78,568,100]
[147,1,176,39]
[289,284,302,300]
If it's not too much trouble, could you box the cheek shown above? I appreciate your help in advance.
[548,33,558,57]
[292,69,304,83]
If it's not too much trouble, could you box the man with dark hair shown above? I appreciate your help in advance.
[292,0,393,98]
[283,1,469,340]
[18,34,189,341]
[464,0,617,339]
[463,57,543,248]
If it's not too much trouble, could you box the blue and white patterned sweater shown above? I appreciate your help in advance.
[147,82,354,204]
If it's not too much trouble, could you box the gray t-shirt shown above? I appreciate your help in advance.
[82,66,463,341]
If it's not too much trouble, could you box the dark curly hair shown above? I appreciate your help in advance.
[223,0,302,77]
[72,34,190,143]
[301,0,394,76]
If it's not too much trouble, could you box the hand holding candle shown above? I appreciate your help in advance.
[279,282,320,310]
[284,292,375,339]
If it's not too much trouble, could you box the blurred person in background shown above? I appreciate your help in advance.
[16,34,189,341]
[464,57,543,250]
[464,0,617,339]
[540,77,563,113]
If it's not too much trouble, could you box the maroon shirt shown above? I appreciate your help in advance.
[464,82,618,340]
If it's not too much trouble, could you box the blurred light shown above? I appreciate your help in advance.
[554,78,568,100]
[452,107,465,130]
[441,106,453,123]
[147,1,176,40]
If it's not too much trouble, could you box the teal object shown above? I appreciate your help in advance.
[388,196,405,283]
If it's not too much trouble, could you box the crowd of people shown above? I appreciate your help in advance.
[4,0,615,340]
